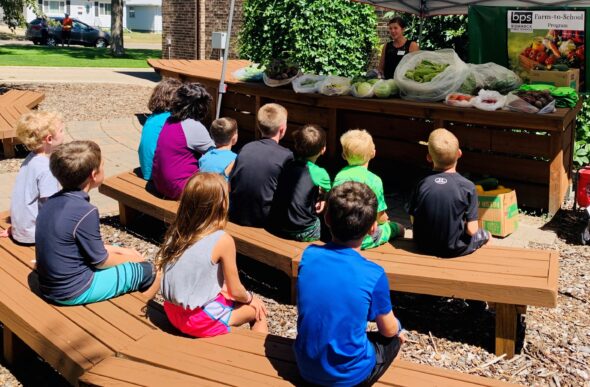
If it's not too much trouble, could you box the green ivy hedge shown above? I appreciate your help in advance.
[239,0,379,77]
[575,97,590,167]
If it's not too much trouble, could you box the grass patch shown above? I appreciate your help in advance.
[0,45,161,68]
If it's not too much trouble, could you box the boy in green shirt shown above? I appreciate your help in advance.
[334,129,404,249]
[267,124,331,241]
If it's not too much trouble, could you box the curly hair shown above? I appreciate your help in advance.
[170,83,212,122]
[148,78,182,113]
[16,111,63,151]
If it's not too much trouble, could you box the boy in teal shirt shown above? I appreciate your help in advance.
[267,124,331,241]
[334,129,404,249]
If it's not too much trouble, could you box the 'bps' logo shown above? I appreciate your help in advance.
[511,11,533,24]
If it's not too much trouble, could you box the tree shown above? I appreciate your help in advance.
[110,0,124,56]
[0,0,39,29]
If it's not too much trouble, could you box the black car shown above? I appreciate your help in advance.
[25,17,111,48]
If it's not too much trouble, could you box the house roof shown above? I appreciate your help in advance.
[126,0,161,6]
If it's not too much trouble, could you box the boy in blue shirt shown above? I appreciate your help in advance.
[198,117,238,180]
[36,141,161,305]
[295,181,404,386]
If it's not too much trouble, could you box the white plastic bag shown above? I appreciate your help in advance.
[459,63,522,95]
[444,93,474,108]
[319,76,352,96]
[351,82,375,98]
[394,49,469,102]
[292,74,327,94]
[472,90,506,111]
[231,64,264,82]
[505,93,556,114]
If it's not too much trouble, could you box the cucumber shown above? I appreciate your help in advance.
[475,177,499,191]
[553,64,569,72]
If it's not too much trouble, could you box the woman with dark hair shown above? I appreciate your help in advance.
[378,17,419,79]
[151,83,215,199]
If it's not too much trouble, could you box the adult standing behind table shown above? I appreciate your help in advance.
[61,13,73,47]
[378,17,419,79]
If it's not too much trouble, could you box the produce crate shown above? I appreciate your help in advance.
[519,54,539,71]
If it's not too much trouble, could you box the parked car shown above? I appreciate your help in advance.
[25,17,111,48]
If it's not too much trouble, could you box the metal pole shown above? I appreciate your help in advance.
[216,0,236,120]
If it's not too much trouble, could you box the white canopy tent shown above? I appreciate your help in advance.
[215,0,590,118]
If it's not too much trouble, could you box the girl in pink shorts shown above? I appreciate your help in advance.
[158,173,268,338]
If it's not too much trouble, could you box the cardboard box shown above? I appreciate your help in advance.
[529,68,579,91]
[478,190,519,237]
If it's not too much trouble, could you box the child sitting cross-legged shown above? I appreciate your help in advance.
[267,124,331,242]
[36,141,160,305]
[408,128,491,257]
[334,129,405,250]
[198,117,238,180]
[2,111,64,244]
[138,77,182,181]
[295,181,405,386]
[159,173,268,338]
[229,103,293,227]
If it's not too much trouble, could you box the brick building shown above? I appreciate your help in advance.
[161,0,244,60]
[161,0,390,61]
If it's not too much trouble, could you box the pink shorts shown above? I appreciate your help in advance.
[164,293,234,338]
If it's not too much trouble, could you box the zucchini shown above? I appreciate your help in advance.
[475,177,499,191]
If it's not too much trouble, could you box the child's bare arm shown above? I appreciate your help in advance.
[375,311,405,341]
[465,220,479,236]
[217,233,254,304]
[224,160,236,178]
[96,245,144,268]
[377,210,389,224]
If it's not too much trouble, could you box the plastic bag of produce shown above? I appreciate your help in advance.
[472,90,506,111]
[444,92,474,108]
[351,81,375,98]
[505,92,556,114]
[373,80,397,98]
[319,76,352,96]
[232,64,265,82]
[292,74,327,94]
[459,63,522,95]
[394,49,469,102]
[263,71,301,88]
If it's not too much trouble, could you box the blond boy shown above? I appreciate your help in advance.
[408,128,491,257]
[229,103,293,227]
[2,111,65,244]
[333,129,405,250]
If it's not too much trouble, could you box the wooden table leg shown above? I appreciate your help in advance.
[2,139,15,158]
[548,131,565,215]
[2,326,25,366]
[119,203,138,226]
[495,303,517,359]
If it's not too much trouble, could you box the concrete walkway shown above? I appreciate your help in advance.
[0,66,161,85]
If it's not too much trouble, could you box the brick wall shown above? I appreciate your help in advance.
[161,0,199,59]
[203,0,243,59]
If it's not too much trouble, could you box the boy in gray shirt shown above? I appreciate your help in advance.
[2,111,65,244]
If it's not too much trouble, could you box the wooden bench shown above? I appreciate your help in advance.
[0,213,170,385]
[80,328,517,386]
[0,89,45,157]
[99,170,559,359]
[0,212,516,386]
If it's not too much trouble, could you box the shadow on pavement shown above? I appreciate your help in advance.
[116,70,161,83]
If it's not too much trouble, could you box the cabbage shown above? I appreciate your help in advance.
[386,79,399,95]
[367,79,379,85]
[373,80,392,98]
[353,82,373,98]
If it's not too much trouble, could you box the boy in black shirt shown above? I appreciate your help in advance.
[267,124,331,241]
[408,128,491,257]
[229,103,293,227]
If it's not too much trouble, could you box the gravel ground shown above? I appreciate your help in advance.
[1,83,589,386]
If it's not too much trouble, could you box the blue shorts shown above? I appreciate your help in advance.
[55,261,155,306]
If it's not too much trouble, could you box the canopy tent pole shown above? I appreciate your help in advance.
[216,0,236,120]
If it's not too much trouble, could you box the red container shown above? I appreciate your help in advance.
[577,166,590,208]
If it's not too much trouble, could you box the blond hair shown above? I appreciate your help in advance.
[50,141,101,190]
[340,129,375,166]
[16,111,63,151]
[257,103,287,137]
[428,128,460,169]
[156,173,229,270]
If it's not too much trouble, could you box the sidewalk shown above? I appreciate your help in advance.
[0,66,160,86]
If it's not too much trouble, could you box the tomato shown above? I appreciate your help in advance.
[536,51,548,63]
[529,49,537,59]
[545,55,556,66]
[523,47,532,57]
[576,46,585,61]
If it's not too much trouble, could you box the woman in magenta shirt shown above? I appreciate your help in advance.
[151,83,215,199]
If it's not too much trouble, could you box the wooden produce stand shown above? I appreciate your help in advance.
[148,59,582,214]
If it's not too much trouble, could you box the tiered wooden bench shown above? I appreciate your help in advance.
[0,213,169,385]
[80,329,516,386]
[0,212,517,386]
[0,89,45,157]
[100,170,559,359]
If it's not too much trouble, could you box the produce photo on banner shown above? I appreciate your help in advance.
[507,10,585,90]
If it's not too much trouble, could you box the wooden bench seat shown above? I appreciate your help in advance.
[0,89,45,157]
[100,170,559,359]
[80,329,516,386]
[0,213,167,384]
